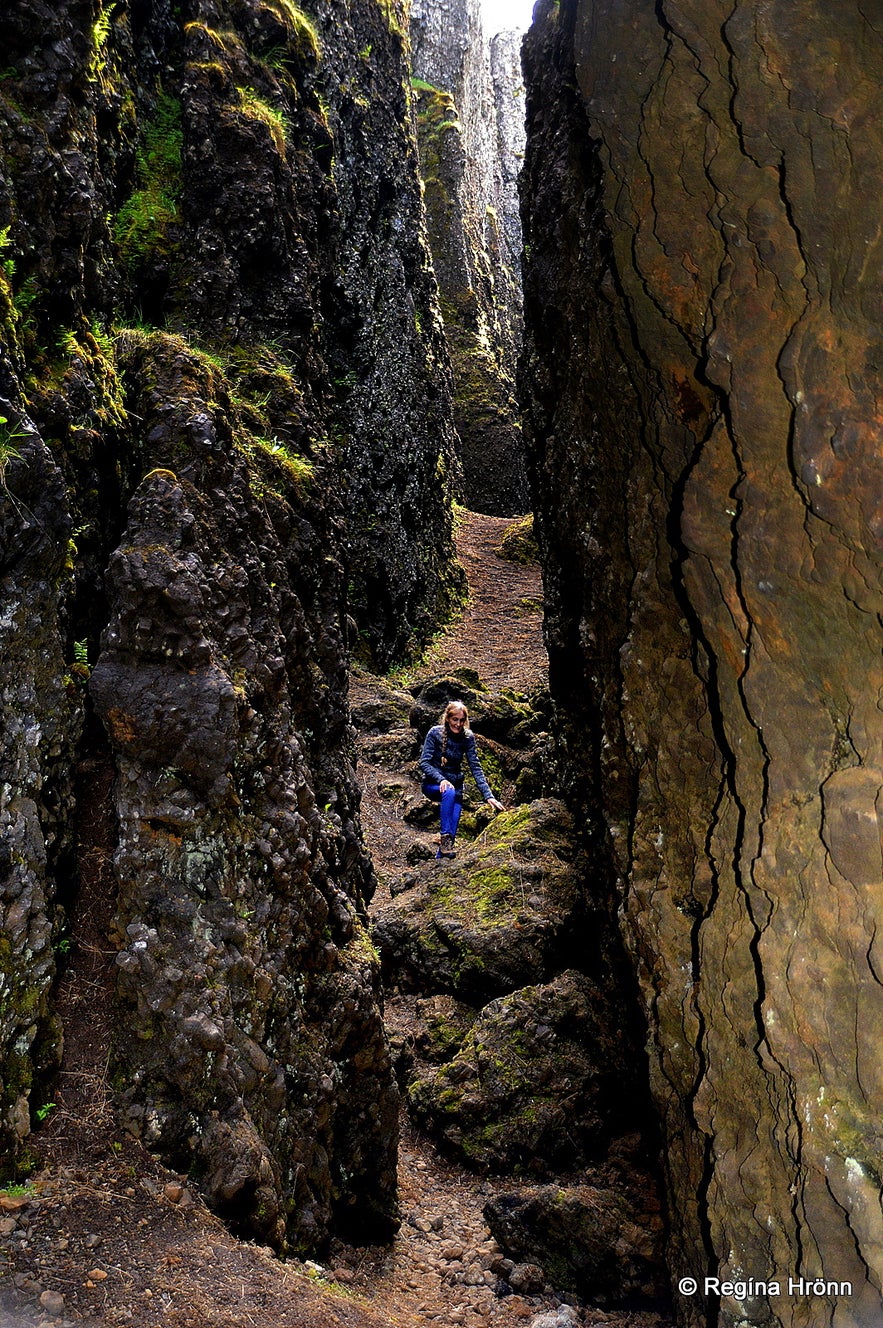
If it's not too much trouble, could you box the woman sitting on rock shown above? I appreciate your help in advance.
[420,700,505,859]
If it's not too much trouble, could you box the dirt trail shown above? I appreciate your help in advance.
[416,510,546,694]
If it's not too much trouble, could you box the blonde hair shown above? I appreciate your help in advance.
[440,700,472,736]
[437,701,472,768]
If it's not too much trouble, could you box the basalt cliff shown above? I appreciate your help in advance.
[522,2,883,1325]
[0,0,462,1255]
[409,0,528,515]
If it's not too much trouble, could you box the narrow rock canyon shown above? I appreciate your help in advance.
[0,1,880,1326]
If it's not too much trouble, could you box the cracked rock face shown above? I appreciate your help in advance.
[522,1,883,1324]
[0,0,459,1249]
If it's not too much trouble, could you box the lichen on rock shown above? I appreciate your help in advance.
[0,0,470,1252]
[521,0,883,1320]
[373,800,588,1002]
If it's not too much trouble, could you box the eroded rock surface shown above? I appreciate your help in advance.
[409,0,528,514]
[0,0,460,1251]
[485,1175,668,1307]
[522,1,883,1322]
[373,801,586,1002]
[408,970,637,1173]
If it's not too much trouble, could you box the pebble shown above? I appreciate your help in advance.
[39,1290,66,1316]
[14,1273,42,1292]
[0,1217,18,1236]
[163,1182,184,1203]
[509,1263,546,1295]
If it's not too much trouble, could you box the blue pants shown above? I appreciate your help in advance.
[422,781,464,837]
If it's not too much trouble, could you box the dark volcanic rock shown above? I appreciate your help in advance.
[372,801,586,1002]
[522,0,883,1321]
[484,1178,667,1307]
[0,418,76,1167]
[407,971,639,1173]
[0,0,463,1250]
[88,348,399,1252]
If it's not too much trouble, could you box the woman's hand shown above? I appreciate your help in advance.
[486,797,505,813]
[440,779,453,793]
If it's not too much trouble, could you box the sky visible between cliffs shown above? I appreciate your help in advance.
[480,0,535,34]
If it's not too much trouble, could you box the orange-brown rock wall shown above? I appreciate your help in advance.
[522,3,883,1325]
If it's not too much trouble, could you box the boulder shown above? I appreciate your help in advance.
[372,801,586,1002]
[485,1180,668,1306]
[407,971,637,1172]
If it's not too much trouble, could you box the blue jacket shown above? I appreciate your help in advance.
[420,725,494,801]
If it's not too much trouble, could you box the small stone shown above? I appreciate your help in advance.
[443,1242,465,1260]
[508,1263,546,1294]
[14,1273,42,1292]
[0,1217,18,1236]
[429,1214,445,1231]
[87,1268,108,1281]
[163,1182,184,1203]
[0,1194,29,1211]
[85,1233,102,1249]
[39,1290,66,1316]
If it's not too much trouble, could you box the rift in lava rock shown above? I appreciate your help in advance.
[522,1,883,1324]
[409,0,530,516]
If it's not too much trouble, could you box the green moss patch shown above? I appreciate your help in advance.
[113,93,182,269]
[495,515,539,565]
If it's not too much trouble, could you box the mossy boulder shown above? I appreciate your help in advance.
[407,971,635,1173]
[371,800,587,1002]
[382,992,478,1089]
[494,514,539,566]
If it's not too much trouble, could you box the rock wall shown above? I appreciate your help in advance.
[0,0,461,1251]
[522,2,883,1325]
[409,0,529,515]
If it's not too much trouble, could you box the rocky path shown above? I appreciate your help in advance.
[348,512,674,1328]
[410,509,546,694]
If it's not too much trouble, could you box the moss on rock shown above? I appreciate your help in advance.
[407,970,641,1174]
[372,800,587,1002]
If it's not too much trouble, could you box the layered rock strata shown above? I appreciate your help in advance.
[409,0,529,514]
[0,0,460,1250]
[522,2,883,1325]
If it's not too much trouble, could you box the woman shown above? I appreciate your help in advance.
[420,700,505,858]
